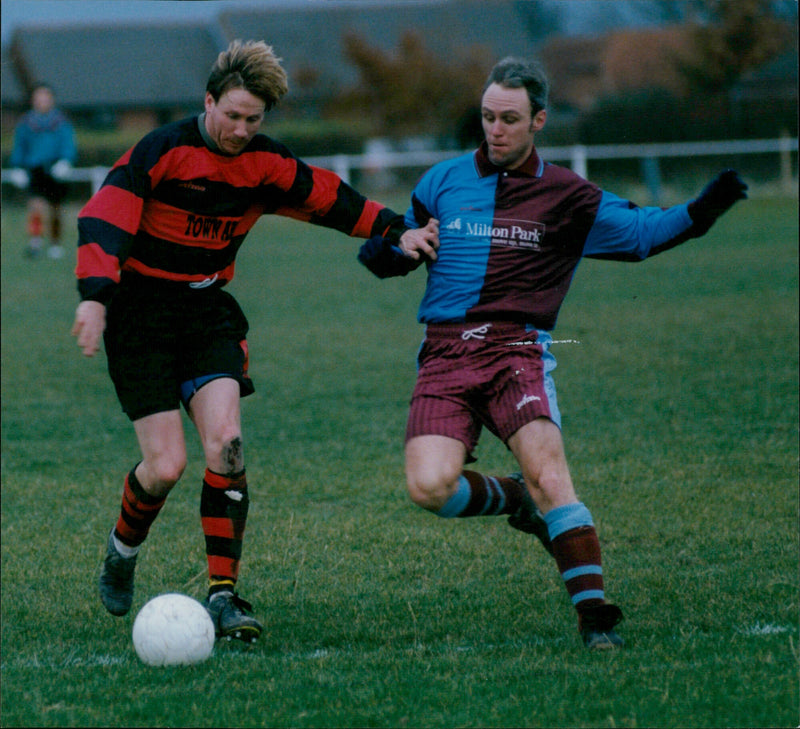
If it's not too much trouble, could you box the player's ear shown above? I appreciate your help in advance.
[532,109,547,133]
[204,92,215,114]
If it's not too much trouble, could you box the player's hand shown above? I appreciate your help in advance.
[8,168,29,189]
[71,300,106,357]
[51,159,72,181]
[398,218,440,261]
[689,169,748,230]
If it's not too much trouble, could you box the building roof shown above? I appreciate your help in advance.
[1,45,26,107]
[2,0,541,112]
[217,0,536,100]
[2,2,795,115]
[6,22,220,110]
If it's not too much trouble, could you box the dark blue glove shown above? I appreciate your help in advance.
[688,169,748,233]
[358,236,422,279]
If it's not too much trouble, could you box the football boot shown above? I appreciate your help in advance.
[506,473,554,555]
[205,590,263,643]
[578,603,624,650]
[99,531,137,616]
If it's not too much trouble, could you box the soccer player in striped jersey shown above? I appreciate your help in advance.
[71,39,438,642]
[359,56,747,650]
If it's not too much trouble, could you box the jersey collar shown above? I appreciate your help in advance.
[474,142,544,178]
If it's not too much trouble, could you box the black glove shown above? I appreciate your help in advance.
[357,236,422,279]
[688,169,748,233]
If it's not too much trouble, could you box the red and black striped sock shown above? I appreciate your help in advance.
[201,469,249,595]
[113,466,166,549]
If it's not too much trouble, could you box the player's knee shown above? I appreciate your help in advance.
[147,454,187,491]
[527,467,576,510]
[217,434,245,475]
[406,469,457,512]
[405,436,465,511]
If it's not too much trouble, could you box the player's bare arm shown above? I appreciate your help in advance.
[71,300,106,357]
[398,218,440,261]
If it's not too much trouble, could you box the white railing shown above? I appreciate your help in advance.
[308,136,798,187]
[2,137,796,195]
[0,164,110,194]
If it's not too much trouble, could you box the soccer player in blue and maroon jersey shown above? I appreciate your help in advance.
[359,56,747,649]
[70,39,438,642]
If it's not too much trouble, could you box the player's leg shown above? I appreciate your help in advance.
[403,328,550,540]
[404,432,535,522]
[99,410,187,616]
[25,196,47,258]
[46,198,64,259]
[508,418,623,649]
[187,377,262,642]
[99,287,189,616]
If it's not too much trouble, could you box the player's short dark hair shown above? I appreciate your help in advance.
[206,40,289,110]
[485,57,549,114]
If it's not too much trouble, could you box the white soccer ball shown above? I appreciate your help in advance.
[132,593,215,666]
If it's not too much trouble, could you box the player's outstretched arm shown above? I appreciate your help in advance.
[358,218,439,279]
[687,169,748,235]
[71,300,106,357]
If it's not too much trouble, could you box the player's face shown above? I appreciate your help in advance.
[31,87,54,114]
[204,88,266,156]
[481,83,546,169]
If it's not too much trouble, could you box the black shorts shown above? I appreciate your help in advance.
[104,278,254,421]
[29,167,68,204]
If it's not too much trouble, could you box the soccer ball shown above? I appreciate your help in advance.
[132,593,215,666]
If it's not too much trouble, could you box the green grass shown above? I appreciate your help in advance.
[1,193,798,728]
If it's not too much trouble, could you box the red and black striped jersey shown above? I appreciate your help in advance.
[76,115,405,302]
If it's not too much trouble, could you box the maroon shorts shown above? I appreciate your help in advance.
[405,322,561,456]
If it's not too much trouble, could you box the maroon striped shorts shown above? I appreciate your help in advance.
[405,322,561,455]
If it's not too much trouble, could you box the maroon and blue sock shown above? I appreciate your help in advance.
[436,470,526,518]
[545,502,606,610]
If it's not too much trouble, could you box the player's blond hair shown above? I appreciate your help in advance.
[207,40,289,110]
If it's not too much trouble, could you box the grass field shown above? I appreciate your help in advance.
[1,192,798,728]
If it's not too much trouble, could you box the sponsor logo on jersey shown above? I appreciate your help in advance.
[185,214,237,241]
[446,216,545,250]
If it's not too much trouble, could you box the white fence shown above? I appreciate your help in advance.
[308,136,798,189]
[2,137,796,197]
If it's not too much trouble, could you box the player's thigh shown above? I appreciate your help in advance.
[507,417,576,512]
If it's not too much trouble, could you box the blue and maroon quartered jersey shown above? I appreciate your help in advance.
[402,143,697,330]
[76,115,405,303]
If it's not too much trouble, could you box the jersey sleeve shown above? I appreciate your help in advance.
[57,117,78,164]
[268,148,405,241]
[582,191,694,261]
[75,145,150,303]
